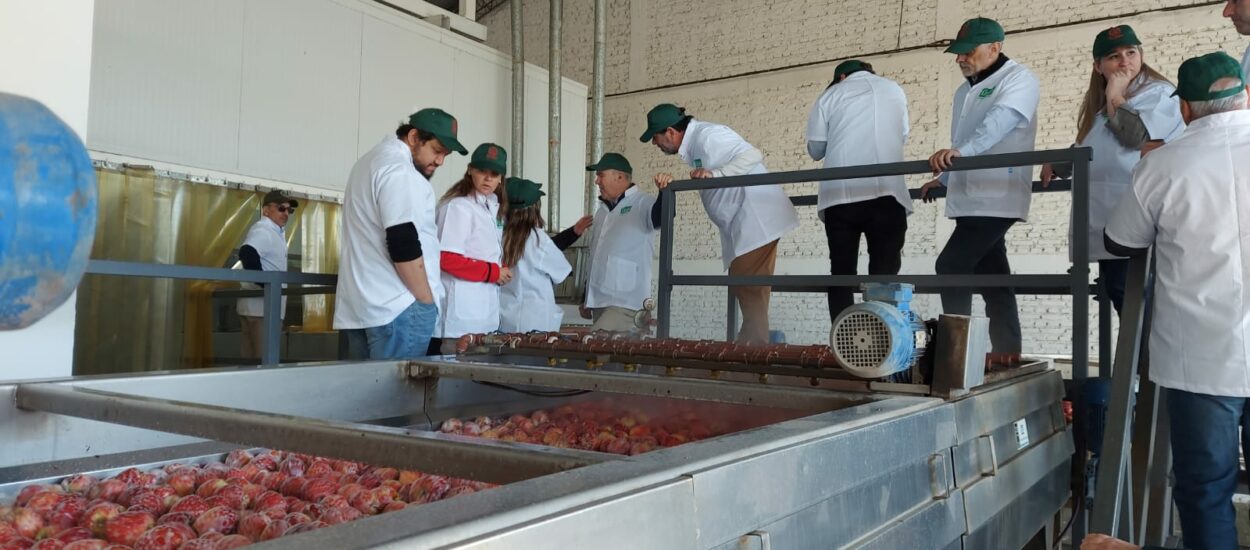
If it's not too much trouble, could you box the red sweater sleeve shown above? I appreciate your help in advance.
[440,251,500,283]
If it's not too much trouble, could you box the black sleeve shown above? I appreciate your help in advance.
[552,226,580,251]
[385,222,423,262]
[650,192,666,229]
[239,245,262,271]
[1104,231,1148,258]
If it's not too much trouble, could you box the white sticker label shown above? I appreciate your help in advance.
[1013,419,1029,450]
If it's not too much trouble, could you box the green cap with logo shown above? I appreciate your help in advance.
[1173,51,1247,102]
[505,177,545,209]
[945,17,1005,54]
[262,189,297,208]
[408,108,468,155]
[469,143,508,175]
[586,152,633,174]
[833,60,871,81]
[639,104,686,142]
[1092,25,1141,59]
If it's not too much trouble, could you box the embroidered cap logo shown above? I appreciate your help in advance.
[1107,26,1123,40]
[957,22,970,39]
[451,118,459,136]
[487,146,499,160]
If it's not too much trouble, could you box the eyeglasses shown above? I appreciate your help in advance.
[276,205,296,213]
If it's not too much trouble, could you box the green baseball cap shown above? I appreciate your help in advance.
[505,177,545,209]
[469,143,507,175]
[1092,25,1141,59]
[945,17,1005,54]
[408,108,468,155]
[833,60,872,81]
[586,152,633,174]
[1173,52,1247,101]
[639,104,686,142]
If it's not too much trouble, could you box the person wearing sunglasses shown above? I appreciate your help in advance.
[236,189,298,360]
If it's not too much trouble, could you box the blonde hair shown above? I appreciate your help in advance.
[1075,47,1172,143]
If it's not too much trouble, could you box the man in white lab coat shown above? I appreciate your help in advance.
[646,104,800,344]
[1104,52,1250,550]
[236,189,295,360]
[806,60,913,322]
[919,17,1040,367]
[1226,0,1250,76]
[581,153,663,332]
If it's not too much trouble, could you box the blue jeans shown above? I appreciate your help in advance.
[342,300,437,360]
[1168,387,1250,550]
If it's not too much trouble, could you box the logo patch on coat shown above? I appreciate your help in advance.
[978,87,995,98]
[620,206,633,214]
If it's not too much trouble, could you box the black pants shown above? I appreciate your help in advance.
[822,196,908,320]
[935,216,1021,354]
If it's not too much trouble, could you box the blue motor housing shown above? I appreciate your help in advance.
[830,283,927,379]
[0,93,97,330]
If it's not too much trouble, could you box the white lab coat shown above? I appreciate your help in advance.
[678,120,800,270]
[1074,78,1183,261]
[437,193,503,338]
[499,229,572,332]
[334,136,443,330]
[236,216,288,319]
[1105,110,1250,397]
[585,186,656,310]
[806,71,913,219]
[945,59,1040,220]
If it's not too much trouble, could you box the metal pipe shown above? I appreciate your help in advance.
[547,0,562,228]
[14,383,611,485]
[510,0,524,176]
[587,0,606,215]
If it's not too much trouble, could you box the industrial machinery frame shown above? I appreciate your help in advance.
[1,352,1071,549]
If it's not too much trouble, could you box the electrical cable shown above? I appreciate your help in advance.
[473,380,591,398]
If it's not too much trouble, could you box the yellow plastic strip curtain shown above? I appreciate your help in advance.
[74,166,340,375]
[300,200,339,332]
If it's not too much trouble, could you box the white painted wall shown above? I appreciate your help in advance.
[87,0,591,227]
[0,0,96,381]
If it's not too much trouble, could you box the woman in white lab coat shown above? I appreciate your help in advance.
[435,143,511,353]
[1041,24,1183,314]
[498,177,590,332]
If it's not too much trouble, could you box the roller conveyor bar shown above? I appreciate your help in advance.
[14,383,616,484]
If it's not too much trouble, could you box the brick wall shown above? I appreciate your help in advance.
[483,1,1245,358]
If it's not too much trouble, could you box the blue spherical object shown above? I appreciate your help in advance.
[0,92,97,330]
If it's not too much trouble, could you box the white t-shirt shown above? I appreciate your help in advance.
[333,136,443,330]
[1105,110,1250,397]
[437,193,503,338]
[236,216,288,319]
[499,229,572,332]
[946,59,1040,220]
[1074,78,1183,261]
[585,186,657,310]
[678,120,800,270]
[806,71,913,219]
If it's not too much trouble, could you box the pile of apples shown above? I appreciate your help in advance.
[439,398,789,455]
[0,448,494,550]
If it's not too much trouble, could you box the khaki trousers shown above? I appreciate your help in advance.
[591,306,641,332]
[729,239,779,344]
[239,315,265,359]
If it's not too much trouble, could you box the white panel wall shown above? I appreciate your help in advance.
[0,0,96,380]
[86,0,591,225]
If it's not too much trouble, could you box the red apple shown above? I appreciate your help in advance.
[234,512,269,541]
[169,496,209,519]
[85,480,125,504]
[61,540,108,550]
[112,469,145,487]
[58,476,97,497]
[132,523,194,550]
[127,491,167,516]
[277,458,304,479]
[277,478,306,499]
[315,506,360,526]
[200,496,228,510]
[28,539,64,550]
[298,479,335,503]
[156,512,195,526]
[283,521,326,536]
[164,474,195,499]
[195,480,228,500]
[382,502,406,513]
[256,519,288,542]
[78,502,123,538]
[13,508,44,539]
[315,494,347,509]
[249,492,284,514]
[103,511,155,546]
[191,507,237,537]
[212,534,251,549]
[212,486,247,511]
[171,539,216,550]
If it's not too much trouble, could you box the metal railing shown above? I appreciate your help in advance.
[85,259,337,366]
[657,147,1094,376]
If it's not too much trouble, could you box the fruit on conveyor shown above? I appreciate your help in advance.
[0,449,495,549]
